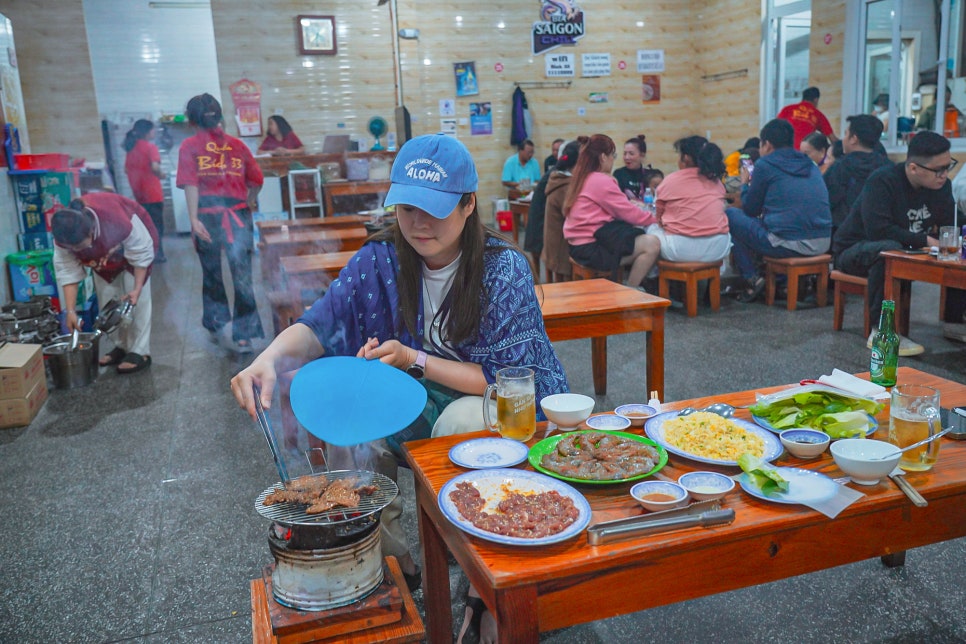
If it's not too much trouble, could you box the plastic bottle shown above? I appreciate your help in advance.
[643,187,656,216]
[870,300,899,387]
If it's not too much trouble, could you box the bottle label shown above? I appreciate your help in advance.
[870,348,884,376]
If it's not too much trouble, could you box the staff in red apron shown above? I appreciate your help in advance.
[176,93,264,353]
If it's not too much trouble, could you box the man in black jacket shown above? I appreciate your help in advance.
[833,131,958,355]
[824,114,892,232]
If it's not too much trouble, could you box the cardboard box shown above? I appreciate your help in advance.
[0,343,44,400]
[0,379,48,428]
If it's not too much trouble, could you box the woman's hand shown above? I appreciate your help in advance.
[124,289,141,307]
[65,310,82,332]
[191,218,212,243]
[230,354,278,419]
[357,337,416,371]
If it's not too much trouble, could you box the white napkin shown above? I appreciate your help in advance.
[818,369,889,401]
[802,483,865,519]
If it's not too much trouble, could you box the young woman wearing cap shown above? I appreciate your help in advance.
[563,133,661,289]
[230,133,568,600]
[177,93,264,353]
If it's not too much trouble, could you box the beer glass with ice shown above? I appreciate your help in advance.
[483,367,536,442]
[888,384,942,471]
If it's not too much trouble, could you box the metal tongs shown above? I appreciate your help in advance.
[253,384,291,484]
[587,500,735,545]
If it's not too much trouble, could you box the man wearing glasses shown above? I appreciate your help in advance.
[833,131,958,355]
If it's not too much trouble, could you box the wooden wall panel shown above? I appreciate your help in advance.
[0,0,102,159]
[811,0,847,135]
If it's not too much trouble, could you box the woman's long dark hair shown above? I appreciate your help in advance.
[563,134,611,215]
[185,93,223,130]
[371,194,525,346]
[268,115,293,138]
[674,135,725,181]
[123,119,154,152]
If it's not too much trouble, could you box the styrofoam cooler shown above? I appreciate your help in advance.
[346,158,369,181]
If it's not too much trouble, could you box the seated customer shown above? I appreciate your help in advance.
[823,114,892,232]
[563,134,659,289]
[257,115,305,156]
[501,139,541,189]
[613,134,653,201]
[231,134,568,592]
[651,135,731,262]
[726,118,832,302]
[544,138,564,172]
[800,132,833,174]
[543,139,581,280]
[833,131,961,354]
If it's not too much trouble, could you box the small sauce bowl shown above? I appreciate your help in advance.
[615,404,657,427]
[630,481,689,512]
[586,414,632,431]
[779,429,831,459]
[677,471,735,501]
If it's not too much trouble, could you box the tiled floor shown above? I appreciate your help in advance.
[1,234,964,643]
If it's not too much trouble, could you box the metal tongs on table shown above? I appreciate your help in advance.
[253,384,291,484]
[587,500,736,545]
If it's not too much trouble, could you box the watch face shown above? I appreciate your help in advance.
[406,364,424,379]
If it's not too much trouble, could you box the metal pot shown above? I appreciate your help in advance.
[2,296,50,319]
[43,332,101,389]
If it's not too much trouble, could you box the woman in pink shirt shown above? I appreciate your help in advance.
[563,134,659,289]
[652,135,731,262]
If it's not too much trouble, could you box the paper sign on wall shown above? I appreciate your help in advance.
[637,50,665,73]
[470,102,492,135]
[229,78,262,137]
[439,99,456,117]
[642,75,661,104]
[582,53,611,77]
[545,53,575,77]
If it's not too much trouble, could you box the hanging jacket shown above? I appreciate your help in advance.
[511,87,529,146]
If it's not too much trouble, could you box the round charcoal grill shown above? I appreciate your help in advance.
[255,470,399,611]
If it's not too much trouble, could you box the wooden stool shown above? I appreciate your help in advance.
[830,270,871,336]
[763,254,831,311]
[656,260,722,317]
[568,257,623,282]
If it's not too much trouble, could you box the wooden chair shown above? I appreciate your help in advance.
[568,258,623,283]
[830,270,871,336]
[657,260,722,317]
[763,254,831,311]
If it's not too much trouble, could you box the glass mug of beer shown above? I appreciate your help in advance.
[483,367,536,442]
[938,226,960,261]
[888,384,942,471]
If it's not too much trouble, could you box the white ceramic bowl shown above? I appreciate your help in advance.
[830,438,900,485]
[541,393,595,431]
[779,429,831,459]
[677,471,736,501]
[585,414,632,431]
[630,481,689,512]
[615,403,657,427]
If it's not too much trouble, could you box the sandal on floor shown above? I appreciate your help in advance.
[456,594,487,644]
[117,353,151,374]
[99,347,127,367]
[736,276,765,303]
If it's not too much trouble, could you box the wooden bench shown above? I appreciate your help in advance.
[656,260,722,317]
[258,227,368,283]
[830,270,870,336]
[764,254,831,311]
[255,214,370,234]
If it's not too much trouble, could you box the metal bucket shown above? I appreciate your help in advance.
[43,333,101,389]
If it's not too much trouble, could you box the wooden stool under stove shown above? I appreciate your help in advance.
[251,556,424,644]
[763,254,831,311]
[656,259,722,317]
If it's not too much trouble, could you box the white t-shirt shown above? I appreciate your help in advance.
[421,253,460,353]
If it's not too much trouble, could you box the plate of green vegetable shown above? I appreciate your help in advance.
[748,385,884,439]
[737,454,838,505]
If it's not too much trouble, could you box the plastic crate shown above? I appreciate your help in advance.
[14,153,70,171]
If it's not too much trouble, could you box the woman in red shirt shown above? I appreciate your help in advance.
[257,115,305,156]
[124,119,166,262]
[177,93,264,353]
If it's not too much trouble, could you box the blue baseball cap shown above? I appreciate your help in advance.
[384,134,479,219]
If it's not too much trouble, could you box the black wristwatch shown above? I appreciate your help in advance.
[406,350,427,379]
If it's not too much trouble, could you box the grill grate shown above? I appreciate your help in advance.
[255,470,398,526]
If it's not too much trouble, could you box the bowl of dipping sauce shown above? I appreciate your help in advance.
[630,480,689,512]
[677,471,735,501]
[585,414,632,431]
[779,429,831,459]
[615,404,657,427]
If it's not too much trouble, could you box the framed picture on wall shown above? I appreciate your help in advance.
[297,15,337,55]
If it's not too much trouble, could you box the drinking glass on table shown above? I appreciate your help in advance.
[888,384,942,471]
[938,226,960,261]
[483,367,536,441]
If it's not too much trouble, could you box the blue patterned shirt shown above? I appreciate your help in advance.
[298,237,569,414]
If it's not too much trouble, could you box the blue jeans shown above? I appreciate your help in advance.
[726,207,802,281]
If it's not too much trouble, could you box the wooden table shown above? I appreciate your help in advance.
[508,199,530,244]
[881,250,966,336]
[256,214,370,234]
[403,367,966,643]
[323,180,391,217]
[539,279,668,398]
[259,228,368,283]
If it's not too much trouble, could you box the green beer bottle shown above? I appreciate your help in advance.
[870,300,899,387]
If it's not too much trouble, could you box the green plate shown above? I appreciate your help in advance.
[527,430,668,485]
